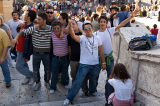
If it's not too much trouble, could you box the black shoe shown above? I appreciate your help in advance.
[6,82,11,88]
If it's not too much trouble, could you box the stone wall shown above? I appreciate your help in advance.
[113,26,160,106]
[0,0,13,23]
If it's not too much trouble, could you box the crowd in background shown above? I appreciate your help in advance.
[0,0,159,106]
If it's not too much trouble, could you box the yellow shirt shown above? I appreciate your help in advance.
[0,28,10,59]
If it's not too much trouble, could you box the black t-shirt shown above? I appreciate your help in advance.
[67,32,82,61]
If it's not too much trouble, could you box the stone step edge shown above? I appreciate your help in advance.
[20,96,105,106]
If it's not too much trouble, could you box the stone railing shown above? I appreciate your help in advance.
[113,26,160,106]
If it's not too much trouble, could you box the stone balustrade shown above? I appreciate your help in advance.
[113,25,160,106]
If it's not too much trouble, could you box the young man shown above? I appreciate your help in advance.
[67,19,88,96]
[0,29,11,88]
[8,11,23,64]
[63,21,106,105]
[8,11,23,38]
[46,6,57,25]
[12,12,52,91]
[15,10,36,85]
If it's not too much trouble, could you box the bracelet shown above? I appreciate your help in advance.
[102,62,106,65]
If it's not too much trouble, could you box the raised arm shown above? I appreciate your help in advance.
[69,20,80,43]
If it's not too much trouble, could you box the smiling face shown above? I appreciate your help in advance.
[58,15,67,25]
[37,16,46,28]
[83,24,93,37]
[99,18,107,29]
[46,9,54,21]
[53,25,61,36]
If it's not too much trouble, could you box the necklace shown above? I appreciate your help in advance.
[86,35,94,55]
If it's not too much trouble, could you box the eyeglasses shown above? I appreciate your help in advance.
[84,27,92,31]
[53,27,60,30]
[46,12,54,14]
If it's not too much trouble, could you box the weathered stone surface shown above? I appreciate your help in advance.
[113,25,160,106]
[21,96,105,106]
[0,80,20,106]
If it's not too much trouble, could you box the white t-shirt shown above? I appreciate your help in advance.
[80,34,102,65]
[95,27,115,54]
[108,78,133,101]
[8,19,23,38]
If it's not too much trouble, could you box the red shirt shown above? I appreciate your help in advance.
[16,36,25,52]
[150,28,159,36]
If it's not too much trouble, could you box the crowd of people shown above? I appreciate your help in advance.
[0,0,159,106]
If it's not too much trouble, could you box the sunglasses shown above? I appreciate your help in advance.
[84,27,92,31]
[46,12,54,14]
[53,27,60,30]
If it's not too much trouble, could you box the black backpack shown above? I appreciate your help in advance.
[128,37,153,51]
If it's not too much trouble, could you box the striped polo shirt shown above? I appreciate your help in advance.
[52,32,68,56]
[20,25,52,53]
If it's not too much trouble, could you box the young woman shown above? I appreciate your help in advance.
[108,63,133,106]
[50,21,69,94]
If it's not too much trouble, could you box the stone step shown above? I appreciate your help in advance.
[20,96,106,106]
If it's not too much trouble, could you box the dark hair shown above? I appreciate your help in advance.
[98,15,108,23]
[38,12,48,20]
[28,10,36,22]
[83,23,92,30]
[52,21,61,27]
[12,11,18,16]
[121,4,126,11]
[93,14,99,20]
[109,63,131,82]
[153,24,157,29]
[60,13,69,24]
[46,5,54,11]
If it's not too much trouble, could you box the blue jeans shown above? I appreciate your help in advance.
[33,52,50,83]
[16,51,33,78]
[0,59,11,83]
[66,64,100,101]
[105,56,114,102]
[50,55,69,90]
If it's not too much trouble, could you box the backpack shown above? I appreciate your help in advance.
[128,36,153,51]
[143,34,157,46]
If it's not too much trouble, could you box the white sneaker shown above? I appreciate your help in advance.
[28,78,34,85]
[21,77,30,85]
[63,99,70,105]
[44,82,50,89]
[34,82,41,91]
[49,89,55,94]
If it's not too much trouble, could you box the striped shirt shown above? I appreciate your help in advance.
[52,32,68,56]
[20,25,52,52]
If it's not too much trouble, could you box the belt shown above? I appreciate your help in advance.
[34,51,50,54]
[53,55,68,59]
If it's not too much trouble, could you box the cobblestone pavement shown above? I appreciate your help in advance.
[0,57,107,106]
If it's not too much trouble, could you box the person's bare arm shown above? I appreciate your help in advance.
[99,45,106,70]
[69,20,80,43]
[7,29,13,41]
[0,47,8,64]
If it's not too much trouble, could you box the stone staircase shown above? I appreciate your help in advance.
[0,60,107,106]
[20,96,105,106]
